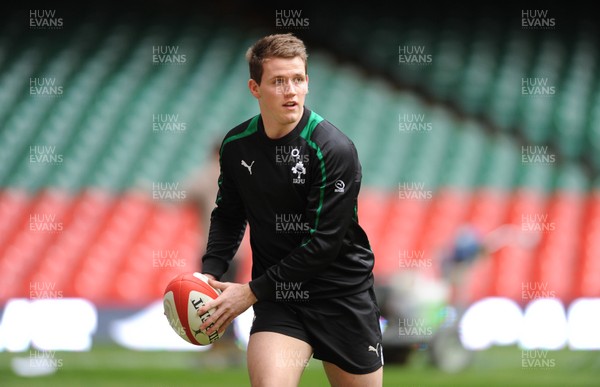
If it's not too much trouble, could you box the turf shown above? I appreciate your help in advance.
[1,345,598,386]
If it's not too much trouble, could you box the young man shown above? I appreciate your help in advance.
[197,33,383,386]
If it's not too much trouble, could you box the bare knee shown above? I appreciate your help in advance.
[323,361,383,387]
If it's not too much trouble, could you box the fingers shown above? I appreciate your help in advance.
[207,314,233,337]
[197,279,227,315]
[200,302,229,333]
[199,314,215,333]
[217,316,234,336]
[196,282,247,336]
[200,304,221,331]
[197,281,228,315]
[208,278,228,291]
[197,297,219,316]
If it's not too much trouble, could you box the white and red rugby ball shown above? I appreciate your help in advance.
[163,272,223,345]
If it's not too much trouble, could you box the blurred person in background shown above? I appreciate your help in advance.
[183,142,221,251]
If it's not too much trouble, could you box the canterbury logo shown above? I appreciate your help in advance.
[241,160,254,175]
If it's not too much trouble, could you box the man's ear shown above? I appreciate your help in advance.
[248,79,260,99]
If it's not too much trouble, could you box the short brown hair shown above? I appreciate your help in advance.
[245,33,308,84]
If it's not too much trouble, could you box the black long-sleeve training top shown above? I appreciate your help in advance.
[201,107,375,301]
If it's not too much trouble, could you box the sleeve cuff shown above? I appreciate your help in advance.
[200,257,227,280]
[249,275,275,301]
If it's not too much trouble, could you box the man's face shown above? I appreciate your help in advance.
[249,56,308,128]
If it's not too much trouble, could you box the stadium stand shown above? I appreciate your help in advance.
[0,3,598,310]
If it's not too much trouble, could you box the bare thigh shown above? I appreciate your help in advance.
[247,331,313,387]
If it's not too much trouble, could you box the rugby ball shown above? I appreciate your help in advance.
[163,272,223,345]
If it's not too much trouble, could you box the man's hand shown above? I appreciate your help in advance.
[197,278,257,336]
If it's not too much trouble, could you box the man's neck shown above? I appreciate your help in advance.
[262,115,302,140]
[263,124,295,139]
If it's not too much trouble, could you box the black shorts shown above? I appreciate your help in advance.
[250,287,384,374]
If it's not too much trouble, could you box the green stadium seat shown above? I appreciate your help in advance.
[439,120,487,189]
[427,18,468,100]
[554,163,590,193]
[457,25,503,116]
[516,159,555,193]
[475,134,519,190]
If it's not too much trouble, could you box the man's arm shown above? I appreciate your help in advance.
[201,151,247,280]
[197,146,257,336]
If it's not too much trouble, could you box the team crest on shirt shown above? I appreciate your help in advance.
[290,148,307,184]
[291,161,306,184]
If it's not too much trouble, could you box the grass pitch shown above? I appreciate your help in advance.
[1,345,598,386]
